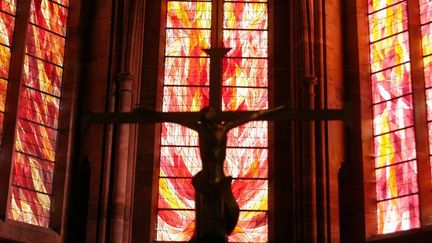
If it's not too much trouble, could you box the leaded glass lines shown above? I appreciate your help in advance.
[6,0,70,227]
[157,0,269,242]
[367,0,420,234]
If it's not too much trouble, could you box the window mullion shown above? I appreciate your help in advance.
[0,0,31,220]
[406,0,432,226]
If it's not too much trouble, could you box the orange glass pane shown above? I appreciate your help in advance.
[160,146,201,177]
[161,123,198,146]
[228,211,267,242]
[368,2,407,42]
[156,210,195,241]
[0,11,15,46]
[371,64,411,103]
[26,25,66,66]
[223,58,268,87]
[422,23,432,56]
[30,0,68,36]
[0,45,11,79]
[224,30,268,58]
[164,57,209,86]
[8,186,51,227]
[420,0,432,24]
[158,178,195,209]
[167,1,211,29]
[368,0,404,13]
[227,121,268,147]
[162,86,210,112]
[370,32,410,73]
[0,0,16,14]
[158,0,269,241]
[374,127,417,168]
[372,95,414,135]
[377,195,420,234]
[224,148,268,179]
[7,0,69,227]
[223,2,268,30]
[222,87,268,111]
[165,29,210,57]
[375,160,418,201]
[425,55,432,87]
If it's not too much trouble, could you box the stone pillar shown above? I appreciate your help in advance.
[110,72,135,243]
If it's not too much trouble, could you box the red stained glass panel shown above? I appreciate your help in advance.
[8,186,50,227]
[26,25,66,66]
[224,148,268,179]
[160,146,201,177]
[167,1,212,29]
[0,11,15,46]
[164,57,209,86]
[156,210,195,241]
[370,32,410,73]
[165,29,210,57]
[7,0,69,227]
[161,123,198,146]
[0,0,16,14]
[371,64,411,103]
[30,0,68,36]
[11,152,54,194]
[223,2,267,30]
[368,0,404,13]
[425,56,432,88]
[368,2,407,42]
[374,127,417,168]
[224,30,268,58]
[422,23,432,57]
[426,88,432,120]
[222,87,268,111]
[158,178,195,209]
[0,45,10,78]
[162,86,209,112]
[223,58,268,87]
[377,195,420,234]
[372,95,414,135]
[227,121,268,148]
[22,56,63,97]
[420,0,432,24]
[375,160,418,201]
[228,211,267,243]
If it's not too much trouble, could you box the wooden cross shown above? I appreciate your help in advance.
[82,46,347,242]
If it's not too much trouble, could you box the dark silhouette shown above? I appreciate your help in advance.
[169,105,286,243]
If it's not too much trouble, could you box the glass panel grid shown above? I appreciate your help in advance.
[0,0,17,146]
[157,0,269,241]
[422,1,432,183]
[368,0,420,234]
[7,0,70,227]
[0,0,17,15]
[420,0,432,25]
[223,1,268,242]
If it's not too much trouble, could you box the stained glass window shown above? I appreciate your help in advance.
[157,0,269,241]
[3,0,70,227]
[0,0,17,143]
[367,0,432,235]
[421,0,432,182]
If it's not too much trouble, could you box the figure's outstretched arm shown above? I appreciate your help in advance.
[225,105,287,131]
[133,107,199,131]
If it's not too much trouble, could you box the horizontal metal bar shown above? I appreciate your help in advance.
[81,107,347,131]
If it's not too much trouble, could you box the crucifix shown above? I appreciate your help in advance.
[82,4,346,242]
[82,46,346,243]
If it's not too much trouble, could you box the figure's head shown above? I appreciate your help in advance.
[200,106,217,121]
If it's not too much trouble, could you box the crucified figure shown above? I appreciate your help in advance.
[166,105,287,243]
